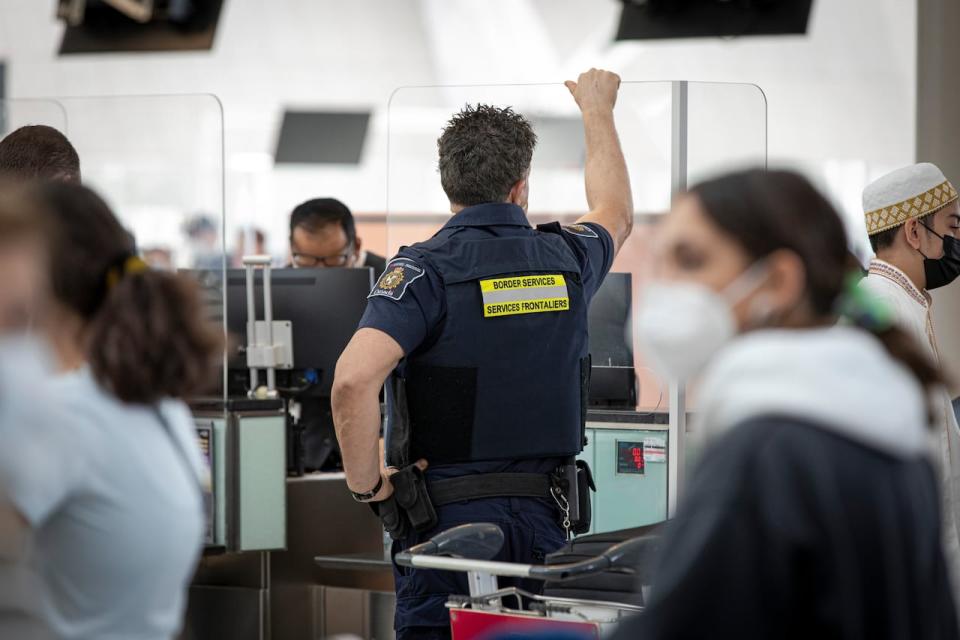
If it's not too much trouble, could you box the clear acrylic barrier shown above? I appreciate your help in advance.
[386,81,766,517]
[1,95,226,402]
[386,83,672,246]
[1,99,68,134]
[686,82,768,185]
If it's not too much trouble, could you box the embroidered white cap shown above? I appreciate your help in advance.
[863,162,958,236]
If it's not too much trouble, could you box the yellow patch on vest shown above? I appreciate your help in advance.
[479,274,570,318]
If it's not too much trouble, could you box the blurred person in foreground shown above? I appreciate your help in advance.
[289,197,386,277]
[0,183,222,640]
[859,163,960,603]
[0,184,55,639]
[613,169,958,639]
[0,126,80,184]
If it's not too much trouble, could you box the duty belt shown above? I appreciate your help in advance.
[427,472,555,506]
[373,468,560,542]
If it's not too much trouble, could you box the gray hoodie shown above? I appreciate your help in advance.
[694,325,932,460]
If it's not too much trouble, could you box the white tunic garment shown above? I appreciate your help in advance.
[860,259,960,608]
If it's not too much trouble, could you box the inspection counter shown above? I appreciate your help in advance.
[180,407,674,640]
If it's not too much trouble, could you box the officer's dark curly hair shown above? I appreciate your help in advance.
[437,104,537,207]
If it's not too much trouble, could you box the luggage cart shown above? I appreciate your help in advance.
[394,523,649,639]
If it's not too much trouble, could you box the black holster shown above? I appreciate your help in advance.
[553,459,596,535]
[369,495,409,541]
[372,464,438,541]
[386,375,412,469]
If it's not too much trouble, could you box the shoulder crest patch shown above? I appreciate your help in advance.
[369,259,425,301]
[562,223,599,239]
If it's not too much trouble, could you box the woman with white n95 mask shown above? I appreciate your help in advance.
[615,169,958,639]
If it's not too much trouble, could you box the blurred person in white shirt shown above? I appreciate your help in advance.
[0,182,222,640]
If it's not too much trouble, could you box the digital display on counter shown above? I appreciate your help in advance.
[616,440,645,475]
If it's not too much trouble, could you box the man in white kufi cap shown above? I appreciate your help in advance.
[860,162,960,603]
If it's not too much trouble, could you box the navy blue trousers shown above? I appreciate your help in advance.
[391,496,566,640]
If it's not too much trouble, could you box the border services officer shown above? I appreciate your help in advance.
[332,68,634,640]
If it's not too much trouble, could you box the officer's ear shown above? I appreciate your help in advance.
[507,173,530,209]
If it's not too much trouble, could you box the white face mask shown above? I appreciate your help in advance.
[637,264,770,382]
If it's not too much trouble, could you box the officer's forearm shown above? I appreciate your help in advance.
[581,109,633,250]
[332,329,403,495]
[331,376,383,494]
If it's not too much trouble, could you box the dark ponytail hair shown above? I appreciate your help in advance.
[37,182,222,404]
[690,169,946,395]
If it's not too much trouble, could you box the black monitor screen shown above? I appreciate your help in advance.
[188,267,373,397]
[587,272,636,409]
[588,272,633,367]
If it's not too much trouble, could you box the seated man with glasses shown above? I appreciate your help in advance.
[289,198,386,277]
[288,198,386,471]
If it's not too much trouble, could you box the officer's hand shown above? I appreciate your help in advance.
[565,68,621,114]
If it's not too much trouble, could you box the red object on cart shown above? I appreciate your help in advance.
[392,523,648,639]
[450,608,599,640]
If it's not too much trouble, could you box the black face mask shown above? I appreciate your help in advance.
[920,223,960,290]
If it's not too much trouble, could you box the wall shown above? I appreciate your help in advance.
[919,0,960,391]
[0,0,917,263]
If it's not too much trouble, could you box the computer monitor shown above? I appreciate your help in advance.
[187,267,374,397]
[587,272,637,409]
[588,272,634,367]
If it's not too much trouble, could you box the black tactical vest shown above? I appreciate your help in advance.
[387,207,591,467]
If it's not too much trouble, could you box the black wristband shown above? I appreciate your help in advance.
[351,475,384,502]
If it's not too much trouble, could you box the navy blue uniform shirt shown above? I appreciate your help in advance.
[359,203,614,354]
[359,203,614,476]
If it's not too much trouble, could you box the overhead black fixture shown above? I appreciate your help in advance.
[616,0,814,41]
[274,111,372,165]
[57,0,224,54]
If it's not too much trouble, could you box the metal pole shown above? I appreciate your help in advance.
[668,81,689,518]
[263,263,276,393]
[402,555,534,577]
[244,262,259,392]
[467,571,501,609]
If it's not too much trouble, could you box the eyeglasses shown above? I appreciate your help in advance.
[291,243,354,268]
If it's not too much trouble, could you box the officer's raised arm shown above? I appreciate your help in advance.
[566,68,634,255]
[332,328,405,503]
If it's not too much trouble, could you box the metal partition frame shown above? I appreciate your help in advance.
[669,81,769,513]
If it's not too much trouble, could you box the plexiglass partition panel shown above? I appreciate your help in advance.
[386,82,766,514]
[667,81,767,509]
[386,83,672,246]
[686,82,768,184]
[1,95,226,402]
[0,99,68,134]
